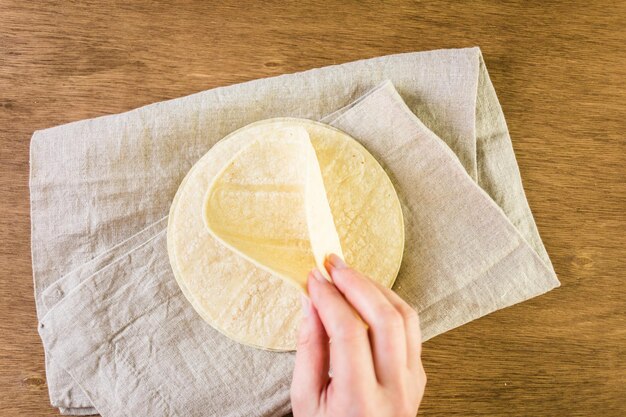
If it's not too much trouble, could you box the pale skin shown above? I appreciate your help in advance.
[291,254,426,417]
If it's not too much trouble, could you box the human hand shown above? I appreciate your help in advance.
[291,254,426,417]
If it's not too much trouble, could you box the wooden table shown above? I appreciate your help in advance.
[1,1,624,416]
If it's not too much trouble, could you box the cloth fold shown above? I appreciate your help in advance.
[31,47,558,416]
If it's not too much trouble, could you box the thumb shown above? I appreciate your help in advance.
[291,275,330,411]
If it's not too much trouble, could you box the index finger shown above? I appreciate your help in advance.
[307,269,377,392]
[324,256,407,385]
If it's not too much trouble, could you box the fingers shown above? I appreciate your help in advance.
[324,255,407,385]
[307,269,376,392]
[291,294,330,411]
[372,281,423,371]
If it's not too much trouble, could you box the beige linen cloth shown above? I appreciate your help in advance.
[31,47,559,416]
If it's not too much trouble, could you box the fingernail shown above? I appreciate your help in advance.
[311,268,326,282]
[300,295,310,317]
[327,253,347,269]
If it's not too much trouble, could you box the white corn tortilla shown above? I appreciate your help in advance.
[167,118,404,350]
[202,126,343,291]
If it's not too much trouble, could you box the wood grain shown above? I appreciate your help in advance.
[1,1,624,416]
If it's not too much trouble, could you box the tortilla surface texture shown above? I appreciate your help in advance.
[167,118,404,350]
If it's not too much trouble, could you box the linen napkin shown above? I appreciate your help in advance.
[31,47,559,415]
